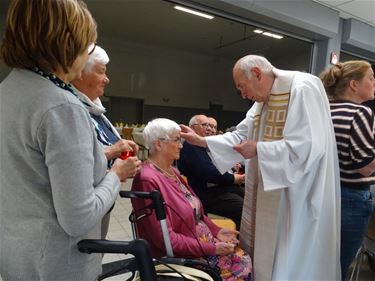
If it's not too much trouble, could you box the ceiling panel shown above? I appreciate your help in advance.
[315,0,355,7]
[313,0,375,26]
[338,10,356,18]
[338,1,375,22]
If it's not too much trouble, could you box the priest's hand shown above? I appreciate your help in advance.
[234,173,245,185]
[215,241,235,256]
[217,228,239,244]
[233,140,257,159]
[179,124,207,148]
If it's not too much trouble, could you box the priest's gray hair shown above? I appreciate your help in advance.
[84,45,110,73]
[143,118,181,153]
[236,55,273,79]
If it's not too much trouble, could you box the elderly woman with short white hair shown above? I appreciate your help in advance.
[71,45,140,238]
[131,118,253,281]
[72,45,138,161]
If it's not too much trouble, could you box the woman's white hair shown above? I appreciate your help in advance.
[84,45,109,73]
[143,118,181,153]
[235,55,273,79]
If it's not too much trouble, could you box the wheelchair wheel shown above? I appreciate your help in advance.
[368,253,375,273]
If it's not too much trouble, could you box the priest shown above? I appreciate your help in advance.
[180,55,341,281]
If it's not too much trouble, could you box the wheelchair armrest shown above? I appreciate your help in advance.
[120,190,166,221]
[78,239,157,281]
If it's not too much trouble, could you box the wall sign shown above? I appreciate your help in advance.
[330,52,339,65]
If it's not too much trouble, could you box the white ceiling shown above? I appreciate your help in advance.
[313,0,375,27]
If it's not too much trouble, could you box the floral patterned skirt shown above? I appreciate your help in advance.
[196,221,252,281]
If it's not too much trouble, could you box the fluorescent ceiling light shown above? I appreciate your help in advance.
[271,34,283,39]
[174,5,214,20]
[254,29,283,39]
[262,32,274,37]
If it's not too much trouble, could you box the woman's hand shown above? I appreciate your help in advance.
[215,241,235,256]
[105,139,139,160]
[216,228,239,245]
[110,157,141,182]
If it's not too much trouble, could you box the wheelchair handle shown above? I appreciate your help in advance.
[120,190,166,221]
[78,239,157,281]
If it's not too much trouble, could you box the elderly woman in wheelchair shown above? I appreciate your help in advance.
[131,118,252,281]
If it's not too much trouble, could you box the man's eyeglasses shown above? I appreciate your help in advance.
[88,42,97,55]
[192,123,216,129]
[159,137,182,144]
[192,123,210,128]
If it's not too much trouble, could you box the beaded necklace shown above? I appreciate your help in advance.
[29,66,77,98]
[30,66,115,158]
[147,160,201,221]
[147,159,194,200]
[147,159,175,178]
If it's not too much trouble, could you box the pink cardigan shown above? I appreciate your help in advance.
[131,163,221,258]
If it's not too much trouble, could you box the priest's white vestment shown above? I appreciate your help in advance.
[206,68,341,280]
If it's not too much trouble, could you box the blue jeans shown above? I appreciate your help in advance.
[340,186,373,280]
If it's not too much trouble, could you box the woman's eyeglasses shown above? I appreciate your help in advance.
[88,43,97,55]
[159,137,182,144]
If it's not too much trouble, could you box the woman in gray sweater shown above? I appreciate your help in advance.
[0,1,141,280]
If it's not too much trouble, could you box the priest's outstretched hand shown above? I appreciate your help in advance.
[179,124,207,147]
[233,140,257,159]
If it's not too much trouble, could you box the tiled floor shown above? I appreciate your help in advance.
[102,181,134,280]
[103,180,375,281]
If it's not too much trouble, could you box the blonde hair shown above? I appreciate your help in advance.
[320,60,371,100]
[0,0,97,73]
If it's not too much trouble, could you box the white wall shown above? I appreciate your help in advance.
[100,37,249,112]
[0,34,311,113]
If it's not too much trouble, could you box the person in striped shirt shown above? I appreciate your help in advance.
[321,60,375,280]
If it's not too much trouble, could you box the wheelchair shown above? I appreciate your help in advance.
[78,190,222,280]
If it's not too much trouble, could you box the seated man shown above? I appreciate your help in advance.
[207,116,218,135]
[177,114,244,229]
